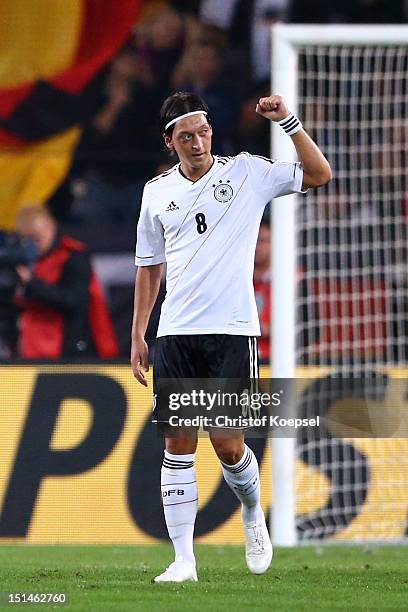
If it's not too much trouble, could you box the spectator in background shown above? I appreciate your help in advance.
[72,45,163,226]
[138,7,185,89]
[200,0,288,85]
[71,7,189,227]
[172,40,239,153]
[254,218,271,362]
[15,207,119,360]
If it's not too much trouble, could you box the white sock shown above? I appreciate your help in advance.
[161,451,198,566]
[221,444,263,525]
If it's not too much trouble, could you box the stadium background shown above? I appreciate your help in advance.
[1,0,408,547]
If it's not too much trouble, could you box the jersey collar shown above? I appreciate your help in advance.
[178,156,216,184]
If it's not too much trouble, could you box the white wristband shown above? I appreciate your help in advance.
[278,113,303,136]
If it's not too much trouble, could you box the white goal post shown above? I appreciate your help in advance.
[270,25,408,546]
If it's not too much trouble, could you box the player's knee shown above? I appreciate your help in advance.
[212,439,245,465]
[165,437,197,455]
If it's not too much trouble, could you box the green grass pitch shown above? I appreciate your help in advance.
[0,544,407,611]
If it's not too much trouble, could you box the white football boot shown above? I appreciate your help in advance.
[154,560,198,583]
[244,512,273,574]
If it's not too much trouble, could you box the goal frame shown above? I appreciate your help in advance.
[270,24,408,546]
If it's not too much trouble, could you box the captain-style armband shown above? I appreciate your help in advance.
[278,113,303,136]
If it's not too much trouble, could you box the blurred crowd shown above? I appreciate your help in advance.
[60,1,271,232]
[52,0,408,235]
[2,0,408,362]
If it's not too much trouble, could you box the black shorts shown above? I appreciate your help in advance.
[153,334,259,429]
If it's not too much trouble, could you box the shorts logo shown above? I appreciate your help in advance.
[213,180,233,203]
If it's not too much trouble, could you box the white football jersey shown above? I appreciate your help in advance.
[135,152,304,337]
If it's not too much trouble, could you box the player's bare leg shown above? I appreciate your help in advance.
[210,429,273,574]
[154,429,199,583]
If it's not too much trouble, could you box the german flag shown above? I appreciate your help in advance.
[0,0,140,229]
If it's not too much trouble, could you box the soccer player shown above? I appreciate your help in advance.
[131,91,331,582]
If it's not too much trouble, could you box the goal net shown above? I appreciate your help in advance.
[271,26,408,544]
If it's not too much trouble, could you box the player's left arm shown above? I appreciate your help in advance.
[256,95,332,189]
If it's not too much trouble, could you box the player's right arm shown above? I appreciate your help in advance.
[131,264,163,386]
[132,185,166,386]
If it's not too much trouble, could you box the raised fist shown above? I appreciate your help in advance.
[255,95,290,122]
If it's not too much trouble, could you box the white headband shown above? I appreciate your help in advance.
[165,110,208,131]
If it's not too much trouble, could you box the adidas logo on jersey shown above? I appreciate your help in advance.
[165,201,179,212]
